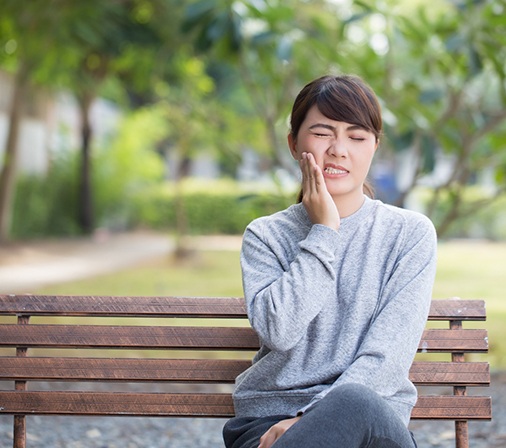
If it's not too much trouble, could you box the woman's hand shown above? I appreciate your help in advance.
[300,152,341,230]
[258,416,301,448]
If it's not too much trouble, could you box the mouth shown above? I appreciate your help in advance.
[324,165,349,175]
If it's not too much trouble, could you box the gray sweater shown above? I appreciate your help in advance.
[233,196,437,427]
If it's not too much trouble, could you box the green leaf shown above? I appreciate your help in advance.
[276,35,293,62]
[419,88,444,104]
[182,0,217,32]
[445,32,465,52]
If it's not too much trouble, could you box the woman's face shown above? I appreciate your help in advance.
[288,105,378,203]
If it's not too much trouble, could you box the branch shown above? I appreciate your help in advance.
[469,109,506,145]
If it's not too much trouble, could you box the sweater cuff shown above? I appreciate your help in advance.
[299,224,341,257]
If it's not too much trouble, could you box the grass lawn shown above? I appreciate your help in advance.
[432,240,506,370]
[36,250,243,298]
[35,240,506,369]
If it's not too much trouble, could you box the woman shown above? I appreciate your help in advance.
[223,75,437,448]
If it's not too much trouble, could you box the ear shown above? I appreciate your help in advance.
[287,133,298,160]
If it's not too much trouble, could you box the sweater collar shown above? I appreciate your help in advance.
[292,195,376,231]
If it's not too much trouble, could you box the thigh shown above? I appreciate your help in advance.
[223,415,292,448]
[273,384,417,448]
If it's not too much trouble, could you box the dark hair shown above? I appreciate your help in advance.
[290,75,382,202]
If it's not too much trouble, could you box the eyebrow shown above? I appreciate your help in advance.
[308,123,368,132]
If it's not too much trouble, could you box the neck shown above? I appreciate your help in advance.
[333,191,366,218]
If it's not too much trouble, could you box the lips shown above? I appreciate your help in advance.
[324,164,349,175]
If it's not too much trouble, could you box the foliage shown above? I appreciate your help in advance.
[0,0,185,238]
[2,0,506,241]
[11,105,166,238]
[131,179,295,235]
[182,0,506,236]
[12,166,506,240]
[0,0,73,241]
[333,0,506,234]
[11,152,81,238]
[93,106,166,230]
[415,187,506,241]
[128,179,506,239]
[182,0,339,174]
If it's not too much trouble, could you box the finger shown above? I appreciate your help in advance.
[306,153,322,193]
[305,152,328,195]
[300,153,312,195]
[258,430,276,448]
[313,163,325,194]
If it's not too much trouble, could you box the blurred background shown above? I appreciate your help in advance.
[1,0,505,359]
[1,0,505,243]
[0,1,505,445]
[1,0,505,353]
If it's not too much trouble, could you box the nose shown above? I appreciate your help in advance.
[327,140,347,158]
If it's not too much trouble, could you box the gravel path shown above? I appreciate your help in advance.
[0,372,503,448]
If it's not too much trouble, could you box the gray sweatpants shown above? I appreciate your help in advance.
[223,383,417,448]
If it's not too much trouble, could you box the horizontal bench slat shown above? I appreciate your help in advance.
[0,358,490,386]
[0,295,486,320]
[419,329,488,352]
[412,396,492,420]
[0,295,247,318]
[428,299,486,321]
[0,325,259,350]
[0,325,488,352]
[409,361,490,386]
[0,357,248,382]
[0,391,491,420]
[0,391,234,417]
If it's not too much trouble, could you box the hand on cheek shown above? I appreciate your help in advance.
[300,152,341,230]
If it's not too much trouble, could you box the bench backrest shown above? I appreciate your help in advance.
[0,295,491,448]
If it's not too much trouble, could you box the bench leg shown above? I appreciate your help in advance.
[450,323,469,448]
[13,415,26,448]
[455,420,468,448]
[14,315,29,448]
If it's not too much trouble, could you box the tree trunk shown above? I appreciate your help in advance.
[0,65,29,243]
[77,93,94,234]
[172,141,195,260]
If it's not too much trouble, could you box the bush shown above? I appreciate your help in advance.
[12,152,81,238]
[11,164,295,239]
[131,179,296,235]
[11,106,167,239]
[14,167,506,240]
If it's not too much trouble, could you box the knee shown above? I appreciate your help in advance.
[325,383,384,417]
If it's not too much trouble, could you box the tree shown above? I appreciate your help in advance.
[0,0,183,238]
[0,1,70,242]
[61,0,174,233]
[182,0,342,175]
[337,0,506,236]
[184,0,506,237]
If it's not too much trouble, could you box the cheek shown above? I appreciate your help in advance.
[355,146,376,164]
[302,139,327,158]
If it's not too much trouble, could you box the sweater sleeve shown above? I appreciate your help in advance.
[298,216,437,421]
[241,221,342,352]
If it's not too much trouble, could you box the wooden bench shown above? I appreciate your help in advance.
[0,294,491,448]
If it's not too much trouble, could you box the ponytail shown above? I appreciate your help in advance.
[362,180,375,199]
